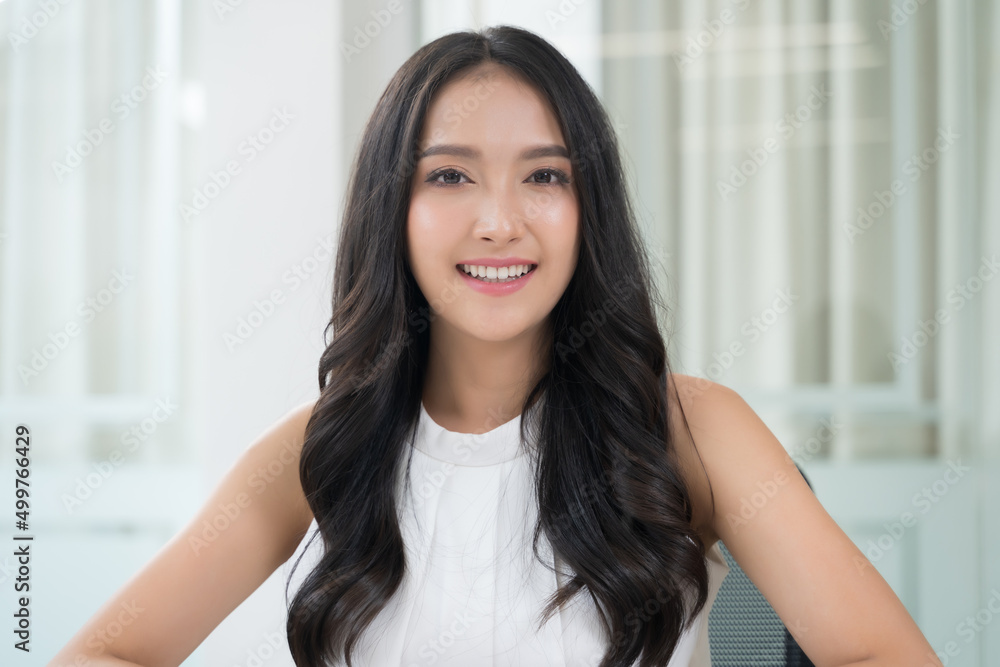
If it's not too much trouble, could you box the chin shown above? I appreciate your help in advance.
[470,326,528,343]
[460,318,536,343]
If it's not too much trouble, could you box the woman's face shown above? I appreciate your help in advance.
[407,66,580,345]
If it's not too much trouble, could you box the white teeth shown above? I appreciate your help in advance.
[460,264,534,282]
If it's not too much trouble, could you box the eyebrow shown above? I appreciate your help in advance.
[417,143,570,161]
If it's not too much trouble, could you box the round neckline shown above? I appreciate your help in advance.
[415,400,531,467]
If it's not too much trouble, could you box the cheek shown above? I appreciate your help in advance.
[407,198,433,248]
[535,190,578,227]
[407,197,463,278]
[410,191,474,230]
[536,198,580,266]
[408,198,441,258]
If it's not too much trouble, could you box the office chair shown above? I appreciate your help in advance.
[707,463,816,666]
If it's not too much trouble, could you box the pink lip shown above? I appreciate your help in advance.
[456,263,536,296]
[458,257,536,267]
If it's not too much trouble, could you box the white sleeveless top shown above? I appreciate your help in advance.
[286,398,729,666]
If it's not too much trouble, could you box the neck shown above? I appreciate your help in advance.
[422,318,550,435]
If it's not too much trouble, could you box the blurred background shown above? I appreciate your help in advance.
[0,0,997,664]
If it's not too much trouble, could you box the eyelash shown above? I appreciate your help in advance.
[425,167,571,188]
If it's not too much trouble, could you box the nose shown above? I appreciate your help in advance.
[473,184,525,244]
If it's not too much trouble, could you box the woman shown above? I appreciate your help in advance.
[51,25,941,667]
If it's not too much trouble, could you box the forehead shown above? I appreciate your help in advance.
[419,66,567,149]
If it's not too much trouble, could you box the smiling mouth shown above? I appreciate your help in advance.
[457,263,537,283]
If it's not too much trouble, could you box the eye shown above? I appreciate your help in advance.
[528,168,571,186]
[426,168,471,187]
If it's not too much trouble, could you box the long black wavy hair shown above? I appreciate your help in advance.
[285,24,712,667]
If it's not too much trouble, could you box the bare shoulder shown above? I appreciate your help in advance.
[247,397,318,554]
[663,373,940,662]
[664,373,770,551]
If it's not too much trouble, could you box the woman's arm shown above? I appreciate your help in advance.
[667,374,942,667]
[47,400,317,667]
